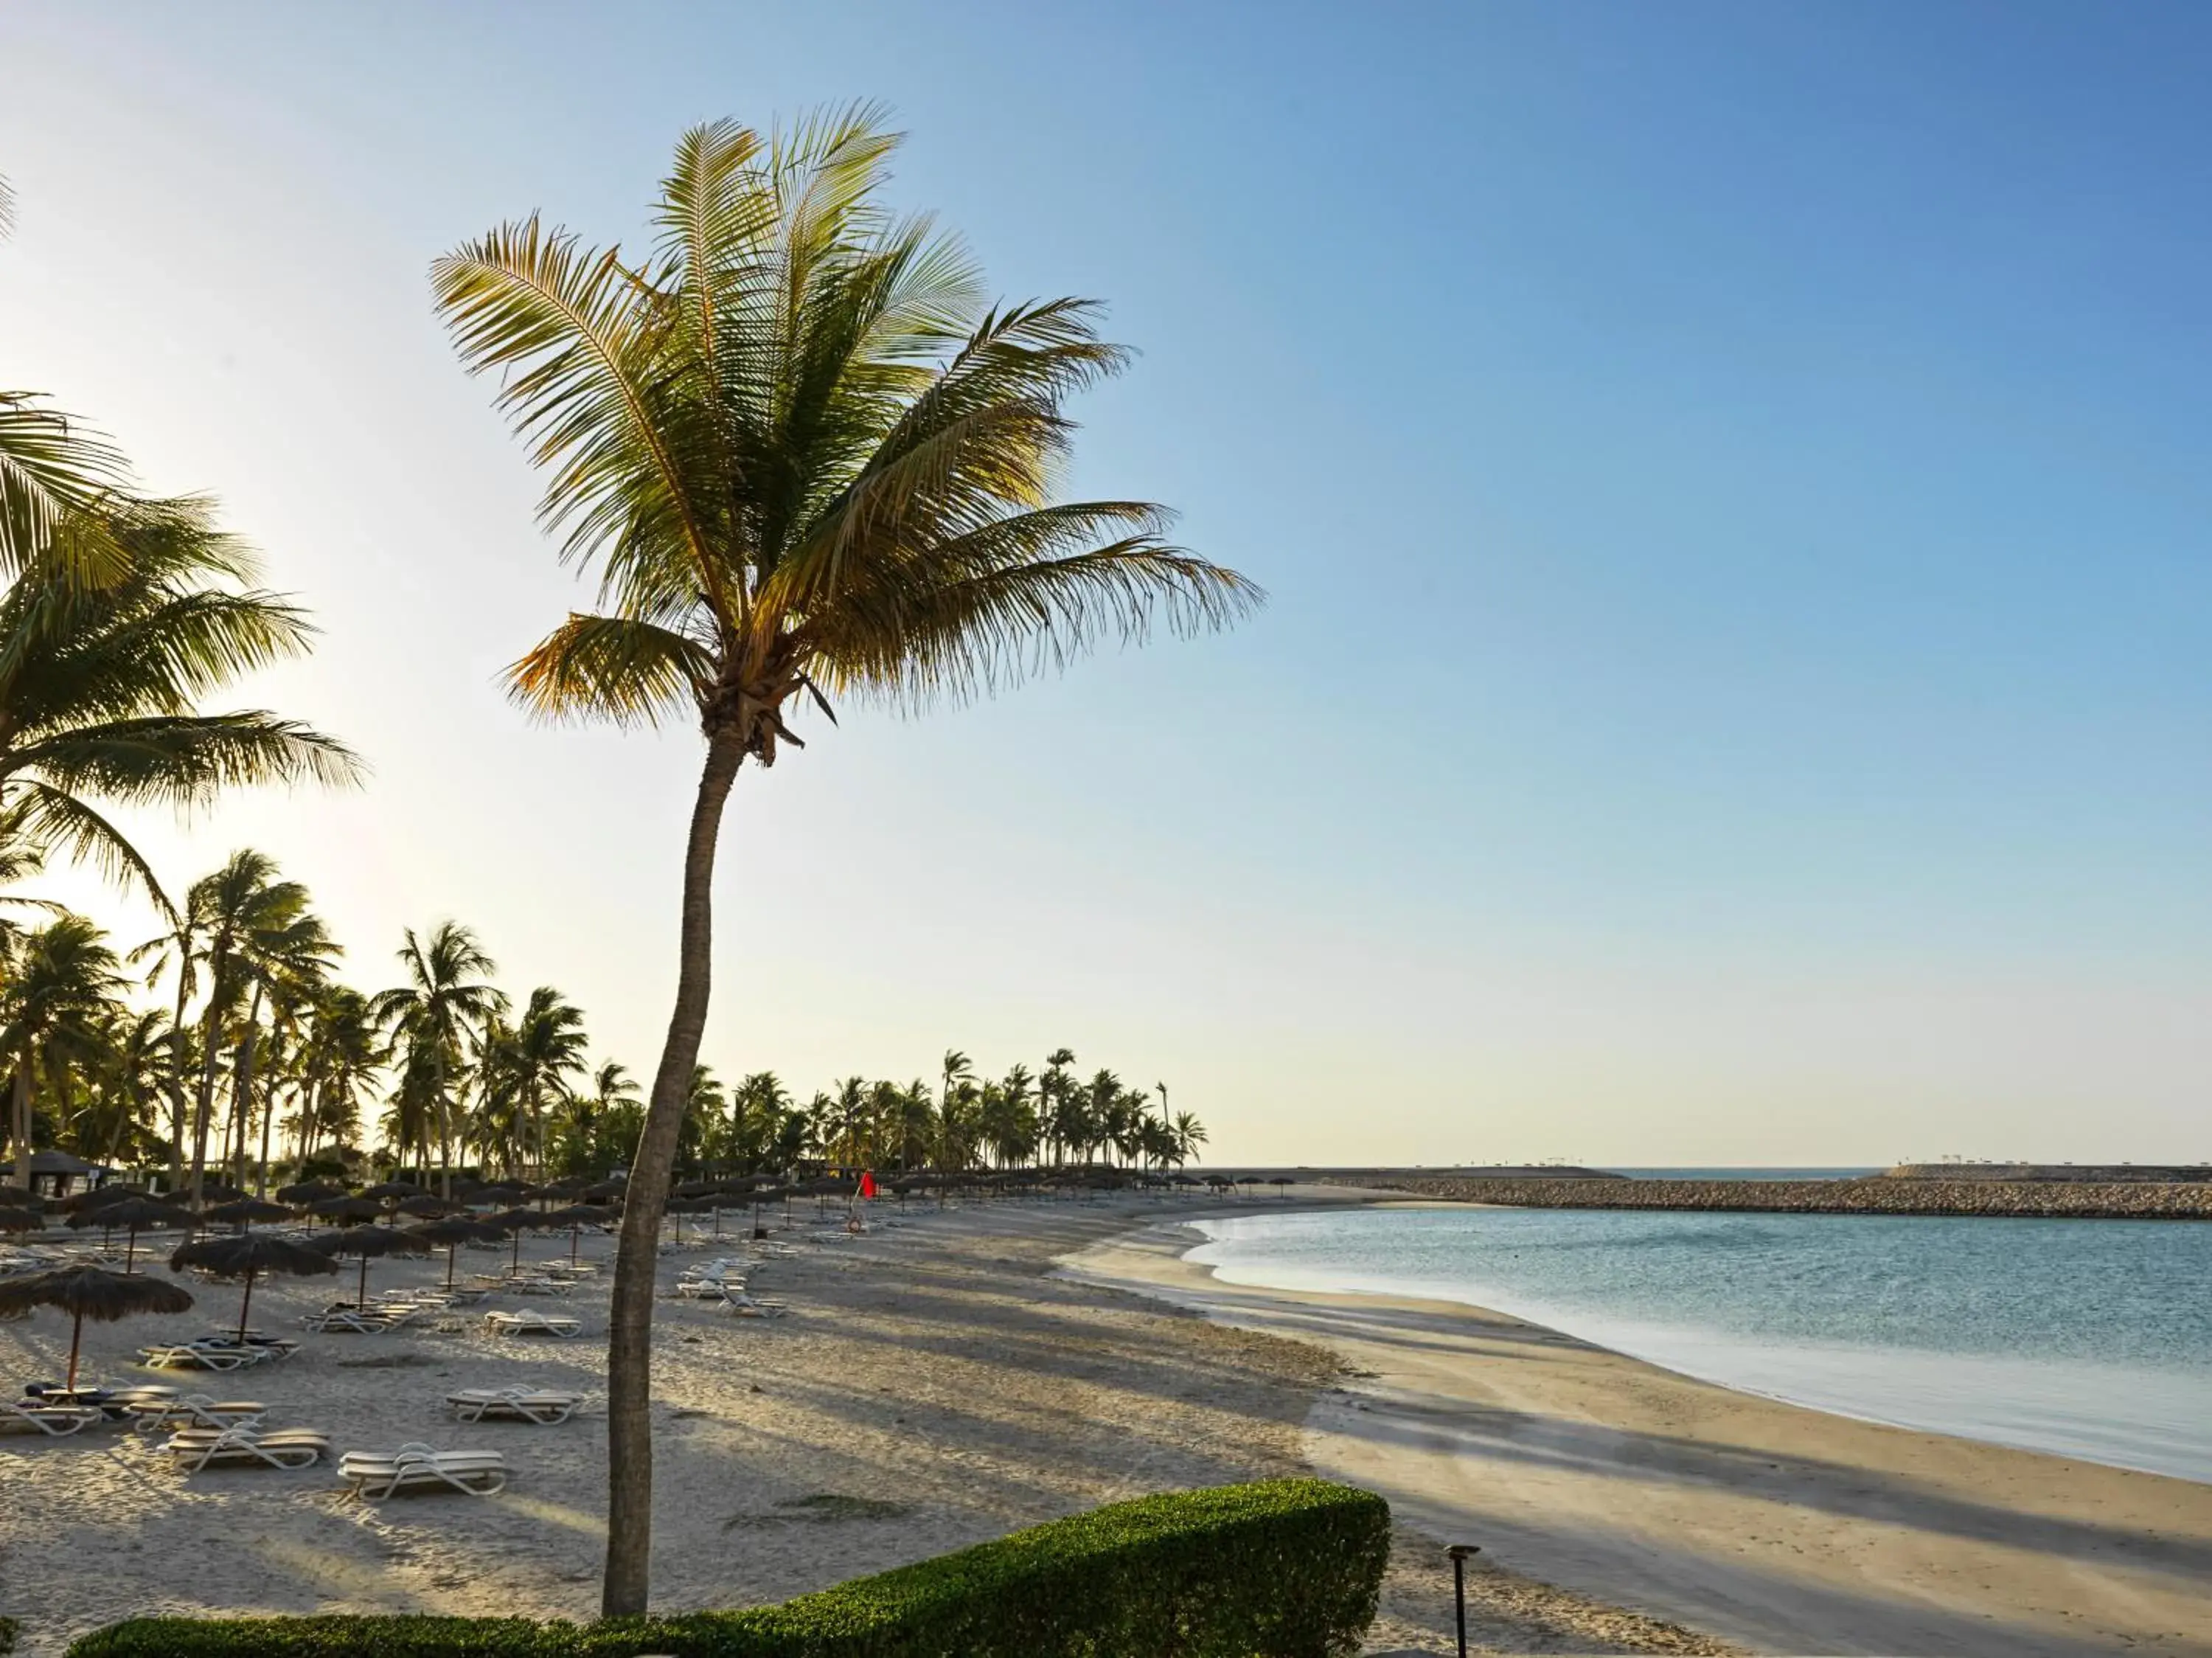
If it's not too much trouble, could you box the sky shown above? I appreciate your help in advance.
[2,1,2208,1166]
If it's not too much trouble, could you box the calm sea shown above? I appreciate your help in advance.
[1188,1205,2212,1483]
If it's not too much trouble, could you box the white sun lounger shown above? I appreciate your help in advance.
[130,1395,268,1433]
[0,1398,102,1436]
[160,1426,330,1471]
[339,1443,509,1498]
[138,1342,270,1373]
[445,1387,584,1425]
[299,1307,402,1333]
[483,1309,581,1338]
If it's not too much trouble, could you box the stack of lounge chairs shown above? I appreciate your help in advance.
[445,1387,584,1424]
[340,1443,509,1498]
[483,1308,581,1338]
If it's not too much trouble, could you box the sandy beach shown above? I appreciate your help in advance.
[4,1191,2207,1657]
[1071,1203,2212,1658]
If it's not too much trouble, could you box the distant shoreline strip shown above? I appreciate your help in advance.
[1338,1174,2212,1221]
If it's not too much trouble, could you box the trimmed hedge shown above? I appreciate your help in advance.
[66,1478,1388,1658]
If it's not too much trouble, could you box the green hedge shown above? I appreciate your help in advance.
[66,1478,1389,1658]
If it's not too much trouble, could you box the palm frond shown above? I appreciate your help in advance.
[5,783,173,913]
[8,714,361,803]
[0,396,134,583]
[507,612,713,727]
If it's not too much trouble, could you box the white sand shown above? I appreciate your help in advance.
[7,1190,2202,1657]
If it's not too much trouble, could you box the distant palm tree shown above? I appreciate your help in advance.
[432,109,1260,1613]
[1,913,130,1187]
[371,923,506,1193]
[504,986,589,1174]
[179,853,334,1206]
[293,984,381,1165]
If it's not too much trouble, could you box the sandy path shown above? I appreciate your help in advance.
[3,1191,1700,1657]
[1069,1212,2212,1658]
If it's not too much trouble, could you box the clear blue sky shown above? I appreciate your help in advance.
[4,1,2208,1163]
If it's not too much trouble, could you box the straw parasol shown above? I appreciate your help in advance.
[394,1193,457,1220]
[170,1233,339,1343]
[467,1183,529,1208]
[0,1204,44,1235]
[201,1198,295,1230]
[66,1196,192,1272]
[540,1203,613,1263]
[275,1179,348,1205]
[582,1178,627,1202]
[308,1195,383,1224]
[59,1184,142,1215]
[485,1206,554,1271]
[0,1265,193,1388]
[404,1217,513,1289]
[310,1224,431,1307]
[0,1182,36,1208]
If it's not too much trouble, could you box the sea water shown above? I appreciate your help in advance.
[1187,1204,2212,1483]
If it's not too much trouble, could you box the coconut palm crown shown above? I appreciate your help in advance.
[432,107,1261,1616]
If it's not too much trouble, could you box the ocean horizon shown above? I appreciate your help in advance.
[1189,1204,2212,1485]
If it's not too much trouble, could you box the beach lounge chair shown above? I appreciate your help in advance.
[498,1275,571,1297]
[160,1425,330,1472]
[723,1291,786,1318]
[445,1387,584,1425]
[299,1306,399,1333]
[23,1381,178,1421]
[482,1308,581,1338]
[0,1398,102,1436]
[338,1443,509,1498]
[190,1332,300,1362]
[137,1342,269,1373]
[130,1395,268,1433]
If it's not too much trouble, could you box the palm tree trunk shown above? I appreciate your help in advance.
[230,986,262,1190]
[188,971,228,1207]
[11,1058,31,1193]
[167,966,190,1194]
[602,731,742,1617]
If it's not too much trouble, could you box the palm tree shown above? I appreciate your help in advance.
[509,988,589,1176]
[369,923,506,1193]
[432,109,1260,1614]
[0,494,356,907]
[131,885,212,1192]
[1041,1048,1076,1165]
[178,853,334,1206]
[2,913,130,1187]
[293,985,381,1165]
[1172,1109,1208,1168]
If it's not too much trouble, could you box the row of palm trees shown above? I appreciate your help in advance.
[3,859,1210,1199]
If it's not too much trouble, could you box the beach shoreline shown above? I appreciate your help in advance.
[1065,1205,2212,1657]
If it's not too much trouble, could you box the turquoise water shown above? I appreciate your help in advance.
[1188,1206,2212,1482]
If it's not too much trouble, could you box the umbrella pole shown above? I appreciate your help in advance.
[66,1308,84,1391]
[357,1254,369,1308]
[511,1230,521,1272]
[238,1265,257,1345]
[125,1228,136,1274]
[571,1227,581,1264]
[446,1245,459,1291]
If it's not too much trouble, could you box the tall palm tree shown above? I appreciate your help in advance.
[0,495,356,907]
[432,109,1259,1613]
[131,884,212,1191]
[1,913,130,1187]
[180,853,334,1206]
[293,984,380,1165]
[507,986,589,1175]
[369,923,506,1193]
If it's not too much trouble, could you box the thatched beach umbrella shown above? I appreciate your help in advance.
[404,1217,512,1289]
[201,1198,295,1231]
[395,1193,457,1220]
[0,1265,193,1388]
[582,1178,627,1202]
[0,1204,44,1234]
[482,1206,544,1271]
[358,1179,422,1203]
[308,1195,383,1226]
[311,1224,431,1308]
[59,1184,142,1215]
[540,1203,613,1263]
[275,1179,348,1205]
[0,1182,37,1208]
[170,1233,339,1344]
[66,1196,191,1272]
[468,1183,529,1209]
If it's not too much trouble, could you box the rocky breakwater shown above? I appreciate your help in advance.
[1339,1173,2212,1220]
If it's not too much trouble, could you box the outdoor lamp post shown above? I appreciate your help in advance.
[1446,1543,1481,1658]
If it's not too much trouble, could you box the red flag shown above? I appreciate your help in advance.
[859,1170,877,1200]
